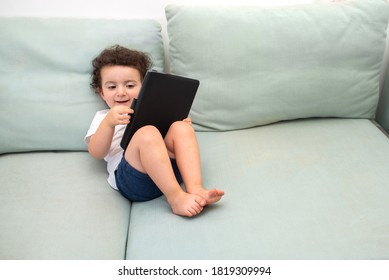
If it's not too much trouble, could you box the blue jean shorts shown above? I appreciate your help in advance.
[115,156,183,202]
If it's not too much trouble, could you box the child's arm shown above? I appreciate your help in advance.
[88,106,133,159]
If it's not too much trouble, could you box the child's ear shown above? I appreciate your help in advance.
[98,88,105,99]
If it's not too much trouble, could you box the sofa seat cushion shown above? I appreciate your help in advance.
[125,119,389,259]
[0,152,130,260]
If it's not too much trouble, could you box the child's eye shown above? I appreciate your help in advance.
[127,84,135,89]
[107,85,116,90]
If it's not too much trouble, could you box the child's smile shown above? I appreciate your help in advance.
[115,99,131,105]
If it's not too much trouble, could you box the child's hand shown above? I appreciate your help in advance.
[105,105,133,127]
[183,117,193,126]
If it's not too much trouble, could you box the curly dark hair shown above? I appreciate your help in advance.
[90,45,153,94]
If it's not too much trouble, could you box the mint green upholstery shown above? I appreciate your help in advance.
[0,18,164,154]
[2,0,389,260]
[0,152,130,259]
[126,119,389,259]
[166,1,388,131]
[377,66,389,133]
[0,18,163,259]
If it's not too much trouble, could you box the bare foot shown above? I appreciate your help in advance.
[190,188,224,205]
[168,192,207,217]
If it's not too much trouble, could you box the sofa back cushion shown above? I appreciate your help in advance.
[0,18,164,154]
[166,0,389,131]
[377,65,389,133]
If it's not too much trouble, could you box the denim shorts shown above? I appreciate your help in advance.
[115,156,183,202]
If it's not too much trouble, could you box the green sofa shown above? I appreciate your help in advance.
[1,0,389,259]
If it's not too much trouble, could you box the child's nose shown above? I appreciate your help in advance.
[117,86,127,95]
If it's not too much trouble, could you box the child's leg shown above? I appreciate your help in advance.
[124,125,206,217]
[164,121,224,204]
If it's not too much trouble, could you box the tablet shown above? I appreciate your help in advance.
[120,70,200,150]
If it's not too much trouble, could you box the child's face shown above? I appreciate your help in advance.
[98,65,142,108]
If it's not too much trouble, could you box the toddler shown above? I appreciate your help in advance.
[85,45,224,217]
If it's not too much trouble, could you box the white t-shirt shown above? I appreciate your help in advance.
[84,109,126,190]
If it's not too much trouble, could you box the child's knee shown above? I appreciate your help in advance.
[133,125,163,144]
[170,121,195,136]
